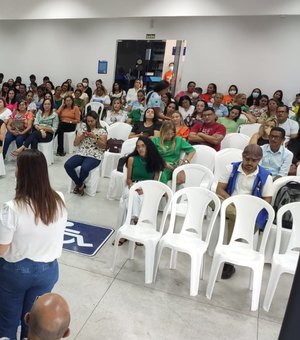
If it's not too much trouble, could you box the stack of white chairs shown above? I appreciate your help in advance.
[206,195,275,311]
[101,122,132,178]
[111,180,173,284]
[263,202,300,311]
[154,187,220,296]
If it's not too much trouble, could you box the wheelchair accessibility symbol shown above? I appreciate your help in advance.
[64,221,93,247]
[63,220,114,256]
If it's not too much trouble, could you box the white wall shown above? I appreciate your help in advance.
[0,16,299,101]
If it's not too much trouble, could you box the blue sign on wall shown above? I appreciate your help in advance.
[63,220,114,257]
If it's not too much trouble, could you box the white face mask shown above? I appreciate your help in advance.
[229,90,236,96]
[252,92,259,99]
[82,82,88,87]
[169,66,174,72]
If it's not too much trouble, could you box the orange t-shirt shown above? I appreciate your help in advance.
[59,106,80,123]
[176,125,190,140]
[222,95,234,105]
[163,70,173,83]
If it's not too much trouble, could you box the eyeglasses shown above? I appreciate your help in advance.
[203,114,213,118]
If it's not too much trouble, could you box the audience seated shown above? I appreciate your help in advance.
[109,81,126,105]
[273,89,284,105]
[249,94,269,120]
[126,79,142,104]
[260,127,293,180]
[56,95,81,156]
[115,136,165,245]
[64,111,107,196]
[146,80,170,121]
[188,107,226,151]
[127,90,145,124]
[152,121,195,184]
[0,98,11,145]
[128,107,160,139]
[216,144,273,279]
[218,105,256,134]
[172,111,190,139]
[11,99,58,156]
[5,88,17,112]
[208,93,228,117]
[2,100,33,159]
[227,93,249,113]
[24,293,70,340]
[81,77,92,101]
[75,83,89,105]
[222,84,238,105]
[26,90,37,116]
[91,85,110,109]
[249,117,277,146]
[276,104,298,143]
[247,88,262,107]
[175,81,198,103]
[178,95,195,119]
[201,83,217,104]
[103,98,127,125]
[164,100,178,119]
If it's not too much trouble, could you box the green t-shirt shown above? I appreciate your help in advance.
[217,117,247,134]
[132,155,154,182]
[152,136,195,183]
[227,103,249,113]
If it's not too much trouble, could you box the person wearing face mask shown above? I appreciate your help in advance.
[163,62,174,83]
[247,88,262,107]
[222,85,238,105]
[82,78,92,101]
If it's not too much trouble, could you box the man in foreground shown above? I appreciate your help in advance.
[216,144,273,279]
[24,293,70,340]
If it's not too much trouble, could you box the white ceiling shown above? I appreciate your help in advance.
[1,0,300,20]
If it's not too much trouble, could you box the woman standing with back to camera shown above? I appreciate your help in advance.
[0,149,68,340]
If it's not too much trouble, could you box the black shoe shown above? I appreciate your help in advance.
[56,151,66,156]
[221,263,236,279]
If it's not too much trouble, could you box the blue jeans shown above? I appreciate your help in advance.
[64,154,101,187]
[2,131,27,159]
[0,258,59,340]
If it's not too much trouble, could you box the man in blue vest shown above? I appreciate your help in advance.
[216,144,273,279]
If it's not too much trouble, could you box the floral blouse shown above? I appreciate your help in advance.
[77,125,107,160]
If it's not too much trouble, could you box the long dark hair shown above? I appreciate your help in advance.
[126,136,165,173]
[15,150,65,225]
[143,107,158,125]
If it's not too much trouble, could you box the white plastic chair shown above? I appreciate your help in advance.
[264,176,300,263]
[84,102,104,120]
[68,164,101,197]
[106,138,138,200]
[221,133,250,150]
[63,131,76,154]
[211,148,243,192]
[38,140,54,166]
[154,187,221,296]
[111,180,173,284]
[190,144,216,172]
[297,164,300,176]
[0,153,5,176]
[263,202,300,311]
[206,195,275,311]
[170,164,214,217]
[239,123,261,137]
[101,126,134,178]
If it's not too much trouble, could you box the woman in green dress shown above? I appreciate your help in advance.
[152,121,195,184]
[218,105,256,134]
[115,136,165,245]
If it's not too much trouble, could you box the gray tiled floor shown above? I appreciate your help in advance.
[0,155,290,339]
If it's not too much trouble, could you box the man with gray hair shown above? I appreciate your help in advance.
[216,144,273,278]
[24,293,70,340]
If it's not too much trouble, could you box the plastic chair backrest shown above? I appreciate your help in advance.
[221,133,250,150]
[275,202,300,256]
[168,187,220,242]
[239,123,261,137]
[126,180,173,233]
[171,164,214,192]
[99,120,109,131]
[214,148,243,182]
[271,176,300,206]
[85,102,104,119]
[190,145,216,172]
[120,137,138,156]
[107,122,132,140]
[219,195,275,253]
